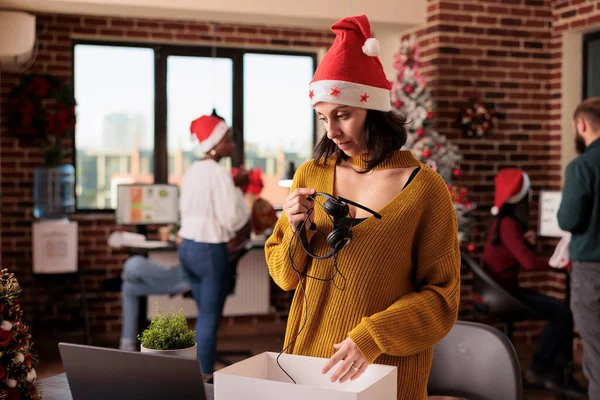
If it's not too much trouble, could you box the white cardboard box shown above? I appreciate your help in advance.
[214,352,397,400]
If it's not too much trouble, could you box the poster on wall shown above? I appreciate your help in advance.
[32,219,78,274]
[116,184,179,225]
[538,190,567,238]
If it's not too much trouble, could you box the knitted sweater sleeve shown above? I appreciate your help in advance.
[348,174,461,363]
[265,161,316,291]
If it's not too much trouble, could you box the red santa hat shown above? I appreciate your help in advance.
[308,15,392,112]
[189,115,229,153]
[491,169,531,215]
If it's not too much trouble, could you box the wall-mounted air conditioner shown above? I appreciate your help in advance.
[0,11,36,71]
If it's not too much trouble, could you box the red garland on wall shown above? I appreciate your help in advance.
[6,74,76,167]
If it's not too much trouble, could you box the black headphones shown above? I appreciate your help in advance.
[297,192,382,259]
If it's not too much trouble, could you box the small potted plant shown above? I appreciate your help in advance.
[138,306,196,359]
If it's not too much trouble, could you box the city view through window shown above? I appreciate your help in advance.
[74,44,314,210]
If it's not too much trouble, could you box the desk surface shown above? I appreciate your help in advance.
[41,373,214,400]
[123,238,265,255]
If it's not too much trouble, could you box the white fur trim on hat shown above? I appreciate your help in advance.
[198,121,229,153]
[309,80,391,112]
[491,206,499,215]
[362,38,380,57]
[506,171,530,204]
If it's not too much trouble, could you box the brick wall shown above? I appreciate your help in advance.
[0,13,331,341]
[399,0,578,344]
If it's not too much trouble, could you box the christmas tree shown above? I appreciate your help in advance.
[0,269,40,400]
[392,35,477,250]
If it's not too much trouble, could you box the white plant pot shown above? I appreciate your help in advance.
[140,343,197,359]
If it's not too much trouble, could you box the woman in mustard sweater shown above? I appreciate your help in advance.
[265,15,461,400]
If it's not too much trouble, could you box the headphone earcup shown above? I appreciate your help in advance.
[327,228,352,250]
[323,198,349,219]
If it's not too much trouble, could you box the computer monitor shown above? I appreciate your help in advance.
[116,184,179,225]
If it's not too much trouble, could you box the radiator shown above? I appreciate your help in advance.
[222,248,271,317]
[146,248,270,319]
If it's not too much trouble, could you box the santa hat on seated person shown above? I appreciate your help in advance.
[491,168,531,215]
[189,114,229,153]
[308,14,392,112]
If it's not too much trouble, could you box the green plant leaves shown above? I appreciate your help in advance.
[138,306,196,351]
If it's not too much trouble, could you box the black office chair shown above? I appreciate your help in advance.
[461,253,540,341]
[462,254,573,400]
[428,320,524,400]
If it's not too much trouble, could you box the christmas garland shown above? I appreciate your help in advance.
[448,184,477,252]
[458,99,497,137]
[0,270,41,400]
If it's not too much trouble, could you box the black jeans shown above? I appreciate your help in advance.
[518,288,573,369]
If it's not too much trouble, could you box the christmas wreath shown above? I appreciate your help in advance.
[6,74,76,166]
[458,99,497,137]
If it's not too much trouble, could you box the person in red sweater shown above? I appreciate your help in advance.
[483,169,585,396]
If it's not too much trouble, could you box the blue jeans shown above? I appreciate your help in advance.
[120,256,191,345]
[178,239,230,374]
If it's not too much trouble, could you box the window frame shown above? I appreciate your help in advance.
[582,30,600,100]
[72,39,317,212]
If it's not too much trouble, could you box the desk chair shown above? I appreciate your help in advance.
[462,254,574,400]
[461,253,540,341]
[427,320,524,400]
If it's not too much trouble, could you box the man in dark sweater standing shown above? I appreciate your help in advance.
[558,97,600,400]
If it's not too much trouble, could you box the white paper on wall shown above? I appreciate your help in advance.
[32,219,78,274]
[538,190,567,238]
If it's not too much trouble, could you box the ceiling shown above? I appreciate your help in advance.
[0,0,424,31]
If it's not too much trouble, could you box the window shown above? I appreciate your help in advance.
[166,56,233,183]
[583,31,600,98]
[74,42,315,210]
[74,44,154,209]
[243,54,314,206]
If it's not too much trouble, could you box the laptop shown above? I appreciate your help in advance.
[59,343,213,400]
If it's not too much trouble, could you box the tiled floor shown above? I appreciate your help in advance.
[35,329,588,399]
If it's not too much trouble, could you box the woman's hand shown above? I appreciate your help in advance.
[523,230,538,246]
[233,167,250,188]
[321,337,368,383]
[283,188,315,233]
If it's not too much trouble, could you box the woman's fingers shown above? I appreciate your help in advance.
[349,361,368,381]
[284,195,313,211]
[288,203,308,215]
[321,346,345,375]
[286,188,315,202]
[331,357,358,383]
[288,213,311,232]
[284,189,316,232]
